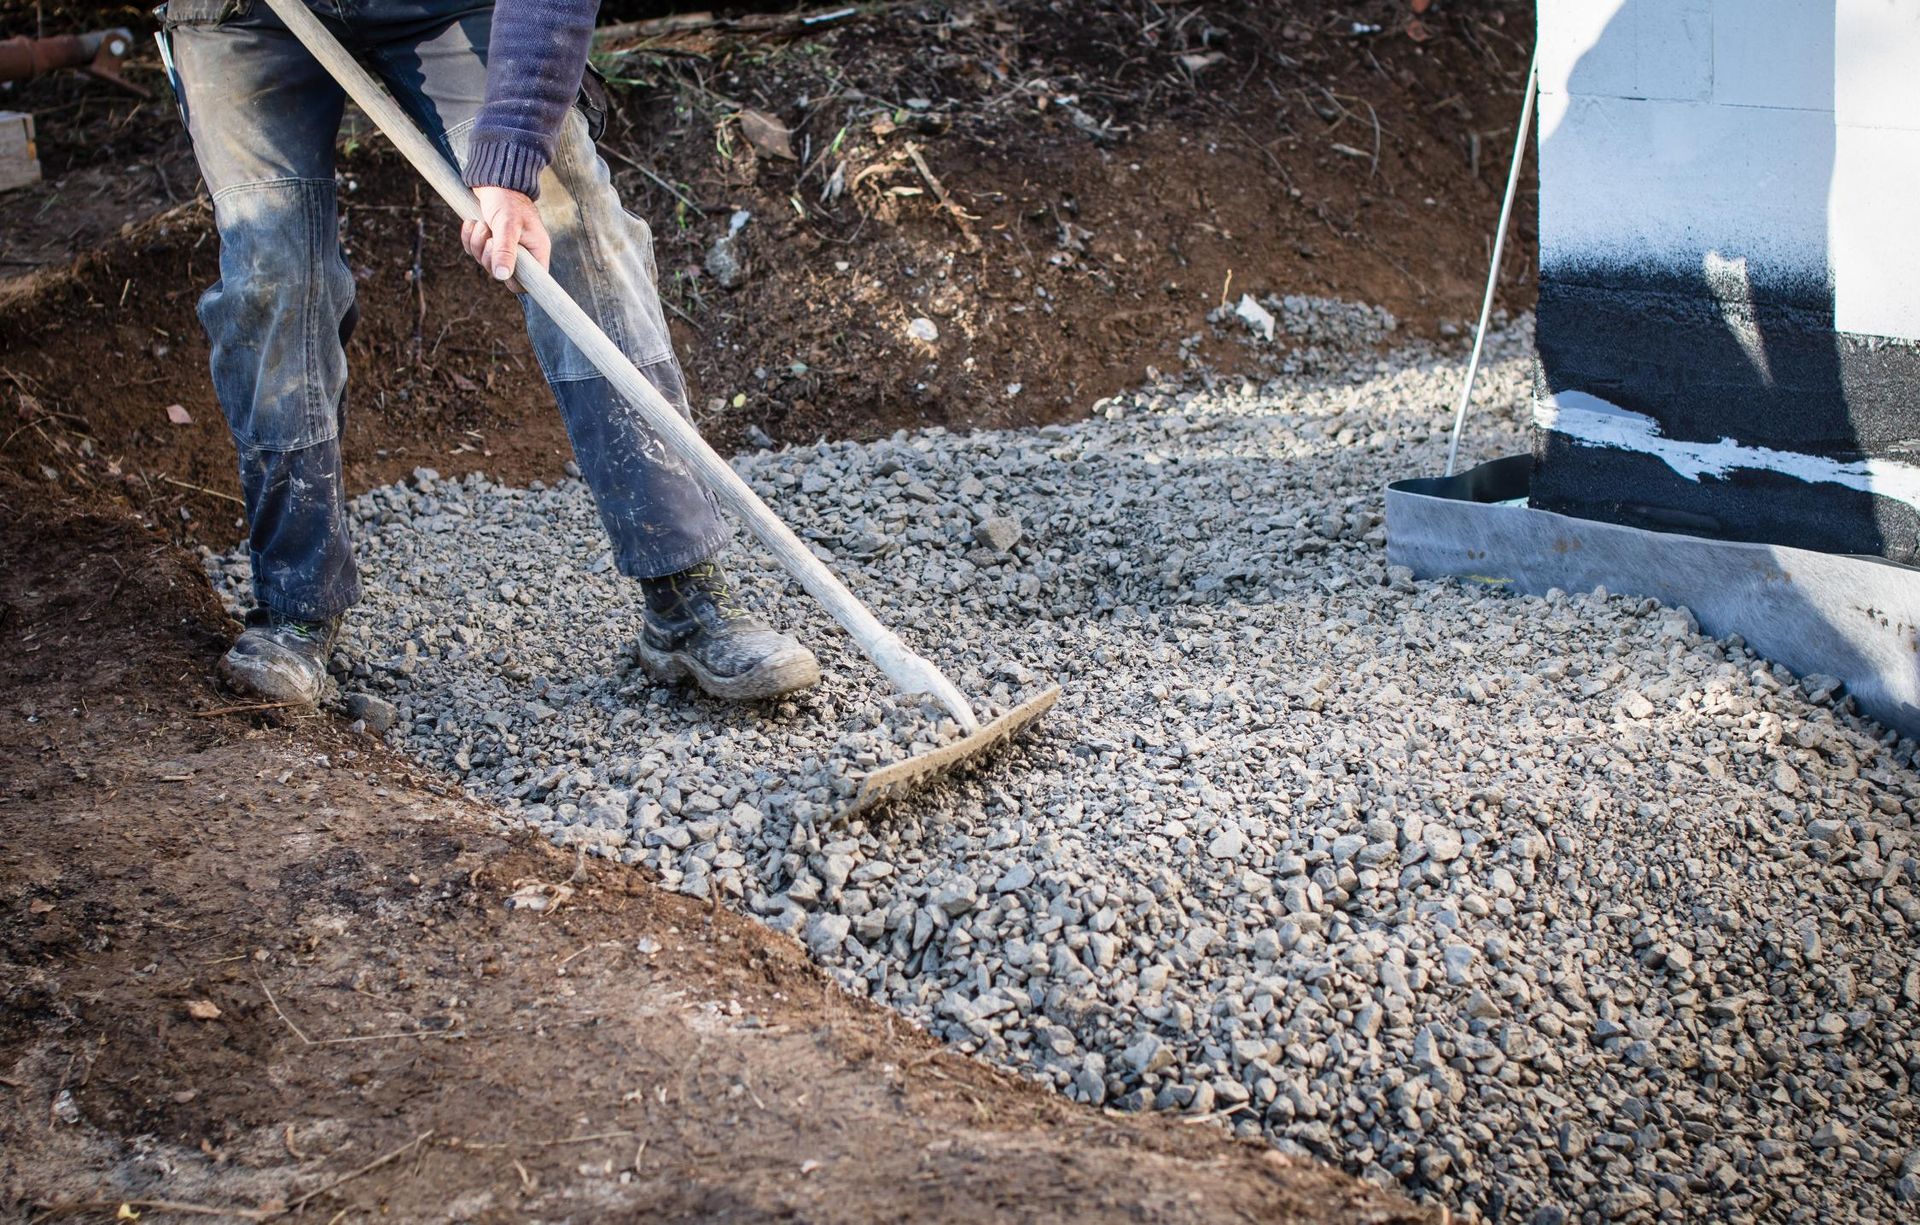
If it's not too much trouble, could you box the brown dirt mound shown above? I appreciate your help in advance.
[1,0,1536,546]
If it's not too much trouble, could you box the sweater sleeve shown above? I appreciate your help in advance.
[463,0,601,198]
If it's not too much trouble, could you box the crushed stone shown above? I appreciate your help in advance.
[207,318,1920,1224]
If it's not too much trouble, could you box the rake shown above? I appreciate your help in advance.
[259,0,1057,816]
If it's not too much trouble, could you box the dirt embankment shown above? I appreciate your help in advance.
[1,0,1536,538]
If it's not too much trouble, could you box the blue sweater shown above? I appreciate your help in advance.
[463,0,599,198]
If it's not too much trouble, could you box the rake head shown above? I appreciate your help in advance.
[844,685,1061,818]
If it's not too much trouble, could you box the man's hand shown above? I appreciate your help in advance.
[463,185,552,286]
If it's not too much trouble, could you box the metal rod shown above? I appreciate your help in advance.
[1444,49,1538,478]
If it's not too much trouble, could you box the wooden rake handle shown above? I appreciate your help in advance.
[260,0,979,732]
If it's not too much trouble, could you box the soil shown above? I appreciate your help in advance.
[1,0,1537,536]
[2,1,1534,1219]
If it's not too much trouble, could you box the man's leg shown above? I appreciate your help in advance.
[369,9,728,577]
[168,9,360,701]
[376,14,817,700]
[513,111,732,581]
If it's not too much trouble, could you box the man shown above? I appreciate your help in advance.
[159,0,820,706]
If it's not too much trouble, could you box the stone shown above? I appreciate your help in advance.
[1207,827,1247,859]
[344,692,399,733]
[1330,833,1367,863]
[974,516,1023,553]
[806,913,850,955]
[705,234,747,289]
[1808,818,1850,845]
[1234,293,1276,341]
[995,863,1036,892]
[1123,1033,1170,1075]
[1075,1054,1107,1105]
[932,876,979,917]
[1774,760,1803,795]
[1425,826,1464,863]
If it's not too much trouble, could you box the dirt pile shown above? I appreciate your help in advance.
[1,0,1536,540]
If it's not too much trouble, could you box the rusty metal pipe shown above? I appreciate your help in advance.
[0,29,148,97]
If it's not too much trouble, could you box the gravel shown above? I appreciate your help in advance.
[207,316,1920,1224]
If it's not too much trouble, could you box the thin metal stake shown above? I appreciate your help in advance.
[1445,50,1539,477]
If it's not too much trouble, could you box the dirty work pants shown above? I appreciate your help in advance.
[163,0,727,623]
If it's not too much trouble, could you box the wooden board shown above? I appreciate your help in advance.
[0,111,41,193]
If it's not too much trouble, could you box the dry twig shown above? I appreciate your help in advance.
[903,142,980,250]
[31,1197,273,1223]
[595,3,872,48]
[257,973,313,1045]
[159,474,244,504]
[280,1130,435,1216]
[444,1129,635,1151]
[193,700,303,718]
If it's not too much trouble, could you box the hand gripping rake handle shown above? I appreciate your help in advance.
[262,0,979,732]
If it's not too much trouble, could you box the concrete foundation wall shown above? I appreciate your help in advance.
[1533,0,1920,564]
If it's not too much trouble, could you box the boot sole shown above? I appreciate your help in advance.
[635,639,822,702]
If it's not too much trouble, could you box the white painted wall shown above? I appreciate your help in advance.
[1538,0,1920,340]
[1831,0,1920,337]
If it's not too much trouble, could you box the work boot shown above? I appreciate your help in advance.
[636,561,820,701]
[218,608,338,706]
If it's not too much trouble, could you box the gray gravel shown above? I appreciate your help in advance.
[208,317,1920,1224]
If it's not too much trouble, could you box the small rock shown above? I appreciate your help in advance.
[807,913,851,955]
[1802,673,1843,703]
[995,863,1036,892]
[1425,826,1464,863]
[705,234,748,289]
[932,876,979,917]
[1330,833,1367,863]
[1075,1059,1108,1105]
[344,693,399,733]
[974,516,1023,552]
[1235,293,1276,342]
[1207,827,1248,859]
[1774,761,1803,796]
[1442,944,1475,984]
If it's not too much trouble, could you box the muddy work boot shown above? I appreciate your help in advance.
[218,609,338,706]
[636,562,820,701]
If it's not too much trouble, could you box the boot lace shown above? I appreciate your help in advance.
[677,562,747,619]
[249,608,330,643]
